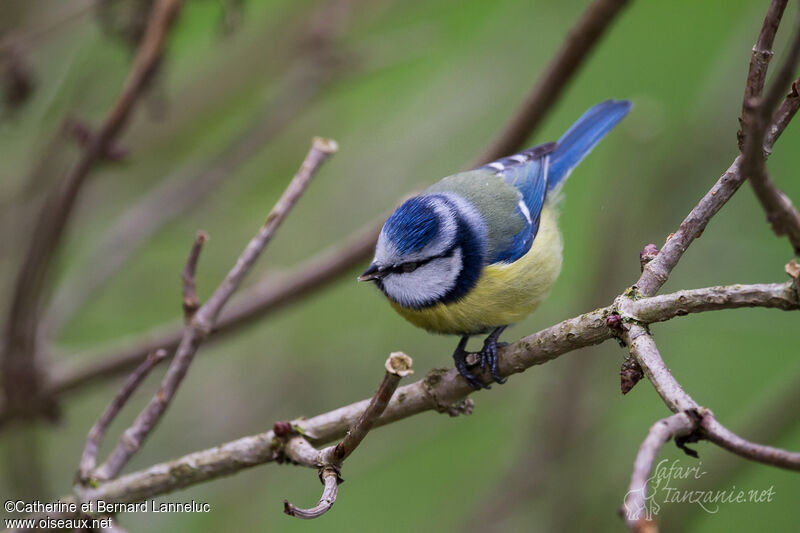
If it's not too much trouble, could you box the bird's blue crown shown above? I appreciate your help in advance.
[382,197,440,254]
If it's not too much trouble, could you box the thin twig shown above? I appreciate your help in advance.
[181,232,207,322]
[622,412,697,532]
[740,6,800,254]
[701,416,800,470]
[637,32,800,298]
[327,352,413,464]
[765,77,800,149]
[757,6,800,127]
[283,466,341,519]
[634,156,743,297]
[474,0,631,166]
[78,349,168,481]
[743,152,800,255]
[738,0,788,149]
[283,352,412,519]
[0,0,184,419]
[92,137,337,480]
[746,170,800,253]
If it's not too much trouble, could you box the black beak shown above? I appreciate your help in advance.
[358,263,386,282]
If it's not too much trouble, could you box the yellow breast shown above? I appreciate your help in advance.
[389,205,563,335]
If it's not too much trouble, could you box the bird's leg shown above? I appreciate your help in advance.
[480,326,508,385]
[452,335,490,390]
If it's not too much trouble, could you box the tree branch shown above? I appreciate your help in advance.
[738,0,789,149]
[623,324,697,411]
[623,322,800,466]
[89,137,337,481]
[635,157,750,297]
[283,352,413,519]
[64,280,798,505]
[0,0,184,419]
[701,415,800,470]
[765,77,800,149]
[637,26,800,297]
[326,352,413,464]
[740,6,800,255]
[618,281,799,323]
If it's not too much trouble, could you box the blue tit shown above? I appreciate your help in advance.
[359,100,631,389]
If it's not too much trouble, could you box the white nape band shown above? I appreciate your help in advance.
[543,154,551,188]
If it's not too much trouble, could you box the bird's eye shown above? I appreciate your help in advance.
[402,262,419,273]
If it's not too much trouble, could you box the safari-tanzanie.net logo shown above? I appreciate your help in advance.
[623,459,776,521]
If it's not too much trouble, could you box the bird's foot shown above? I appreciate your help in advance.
[452,327,508,390]
[452,336,490,390]
[480,327,507,385]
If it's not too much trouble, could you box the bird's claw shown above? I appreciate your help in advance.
[451,328,508,390]
[480,335,507,385]
[453,337,490,390]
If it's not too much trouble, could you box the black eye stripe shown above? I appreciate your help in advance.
[387,247,458,275]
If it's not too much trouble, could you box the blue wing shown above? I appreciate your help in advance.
[479,99,631,263]
[480,143,555,263]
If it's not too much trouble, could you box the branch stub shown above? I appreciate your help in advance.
[385,352,413,377]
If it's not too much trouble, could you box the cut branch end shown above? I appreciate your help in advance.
[385,352,413,377]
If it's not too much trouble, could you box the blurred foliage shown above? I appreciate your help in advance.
[1,0,799,531]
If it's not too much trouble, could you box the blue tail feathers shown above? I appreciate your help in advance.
[547,99,631,191]
[474,100,630,264]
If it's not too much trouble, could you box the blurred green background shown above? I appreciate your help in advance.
[1,0,799,531]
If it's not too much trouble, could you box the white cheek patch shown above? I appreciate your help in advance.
[381,248,463,308]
